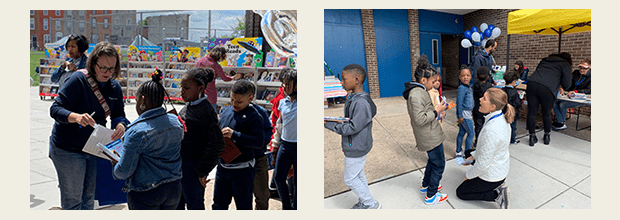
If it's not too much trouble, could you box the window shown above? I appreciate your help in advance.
[92,18,96,29]
[56,20,61,30]
[432,39,439,65]
[56,32,63,41]
[104,10,108,14]
[43,10,47,16]
[43,19,48,30]
[104,19,109,28]
[79,21,85,29]
[56,10,61,16]
[79,10,85,16]
[30,18,35,30]
[30,10,34,15]
[67,21,72,31]
[44,34,51,44]
[91,34,98,43]
[67,10,72,16]
[92,10,96,15]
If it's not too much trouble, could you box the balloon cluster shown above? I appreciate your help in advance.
[461,23,501,48]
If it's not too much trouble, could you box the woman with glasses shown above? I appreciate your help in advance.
[195,46,242,111]
[49,42,130,210]
[552,59,591,130]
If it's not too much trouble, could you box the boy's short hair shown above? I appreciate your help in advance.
[503,71,519,84]
[231,80,256,96]
[477,66,489,81]
[342,64,367,84]
[459,65,471,76]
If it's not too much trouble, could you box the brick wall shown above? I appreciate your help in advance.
[361,9,380,99]
[408,9,420,81]
[464,9,591,73]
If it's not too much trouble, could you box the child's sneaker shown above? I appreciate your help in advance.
[456,151,464,157]
[424,193,448,205]
[358,201,381,209]
[350,198,363,209]
[420,184,443,194]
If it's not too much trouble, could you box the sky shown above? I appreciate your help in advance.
[136,10,246,42]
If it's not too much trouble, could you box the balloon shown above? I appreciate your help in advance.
[464,30,472,40]
[488,24,495,31]
[471,26,479,33]
[481,39,488,48]
[471,32,481,42]
[480,23,488,32]
[491,27,501,39]
[484,28,492,38]
[254,10,297,57]
[461,39,472,48]
[473,41,481,47]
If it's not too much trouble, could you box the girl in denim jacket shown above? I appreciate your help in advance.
[112,71,185,210]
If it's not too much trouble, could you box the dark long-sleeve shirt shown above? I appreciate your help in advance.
[218,104,265,164]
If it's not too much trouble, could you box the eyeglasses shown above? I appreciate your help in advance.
[96,63,115,73]
[579,67,590,70]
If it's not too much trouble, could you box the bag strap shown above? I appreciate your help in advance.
[81,70,111,117]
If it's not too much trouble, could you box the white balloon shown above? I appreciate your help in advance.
[472,32,481,42]
[481,39,488,48]
[491,27,501,39]
[480,23,488,32]
[461,39,472,48]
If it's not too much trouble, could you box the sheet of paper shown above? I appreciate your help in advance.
[83,124,115,159]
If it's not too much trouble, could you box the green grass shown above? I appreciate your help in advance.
[30,51,45,87]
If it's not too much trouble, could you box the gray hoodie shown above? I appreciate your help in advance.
[325,92,377,158]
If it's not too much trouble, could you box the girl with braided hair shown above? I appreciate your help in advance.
[112,69,185,210]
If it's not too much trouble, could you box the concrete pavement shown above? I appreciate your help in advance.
[29,86,282,210]
[323,89,591,209]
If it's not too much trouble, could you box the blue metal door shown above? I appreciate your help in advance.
[419,32,442,78]
[373,9,412,97]
[324,9,369,93]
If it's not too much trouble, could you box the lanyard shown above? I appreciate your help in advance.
[575,76,586,86]
[488,112,503,123]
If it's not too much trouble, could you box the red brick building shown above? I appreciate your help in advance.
[30,10,117,50]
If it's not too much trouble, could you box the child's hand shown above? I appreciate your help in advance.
[458,117,464,124]
[222,127,234,138]
[436,100,447,112]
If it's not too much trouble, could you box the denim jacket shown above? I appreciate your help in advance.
[456,82,474,119]
[113,107,184,192]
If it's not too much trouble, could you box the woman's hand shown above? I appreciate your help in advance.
[69,112,96,127]
[222,127,234,138]
[199,176,210,188]
[64,61,76,71]
[111,123,125,140]
[232,73,243,80]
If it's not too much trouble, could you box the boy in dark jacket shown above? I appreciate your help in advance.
[213,80,265,210]
[324,64,380,209]
[472,66,494,148]
[502,71,522,144]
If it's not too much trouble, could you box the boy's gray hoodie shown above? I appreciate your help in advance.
[324,92,377,158]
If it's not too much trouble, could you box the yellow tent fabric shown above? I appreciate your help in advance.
[507,9,591,35]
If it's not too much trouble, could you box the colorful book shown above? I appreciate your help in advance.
[324,116,350,123]
[97,139,124,162]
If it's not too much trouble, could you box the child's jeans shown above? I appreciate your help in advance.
[422,144,445,198]
[457,118,474,153]
[344,155,376,207]
[510,120,518,143]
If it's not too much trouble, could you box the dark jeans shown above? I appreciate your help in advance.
[253,154,270,210]
[422,143,445,198]
[176,158,206,210]
[127,179,181,210]
[456,177,504,201]
[274,141,297,210]
[473,113,485,147]
[526,81,556,134]
[510,120,518,143]
[211,165,256,210]
[49,145,98,210]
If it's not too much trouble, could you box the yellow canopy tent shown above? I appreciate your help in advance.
[507,9,591,53]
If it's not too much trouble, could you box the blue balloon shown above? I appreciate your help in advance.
[488,24,495,31]
[473,41,481,47]
[471,26,479,33]
[464,30,472,40]
[484,28,493,38]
